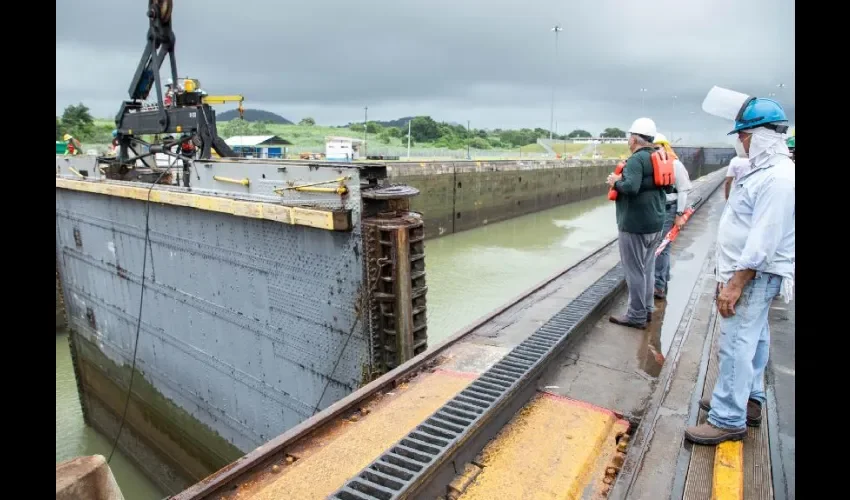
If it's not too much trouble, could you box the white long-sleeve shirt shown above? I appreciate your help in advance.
[716,155,795,301]
[666,159,692,212]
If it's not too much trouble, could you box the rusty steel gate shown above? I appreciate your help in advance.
[56,155,427,488]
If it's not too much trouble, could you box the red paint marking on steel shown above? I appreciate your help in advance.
[432,368,480,380]
[539,391,623,420]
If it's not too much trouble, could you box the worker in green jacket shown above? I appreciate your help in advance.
[605,117,667,330]
[786,127,795,161]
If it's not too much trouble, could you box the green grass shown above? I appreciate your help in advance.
[261,123,366,147]
[519,143,546,153]
[593,143,630,158]
[551,143,587,155]
[87,119,631,158]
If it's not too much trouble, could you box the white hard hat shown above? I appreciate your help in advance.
[628,118,657,138]
[166,78,174,86]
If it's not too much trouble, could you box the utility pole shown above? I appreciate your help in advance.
[640,88,647,114]
[550,25,562,140]
[407,120,412,160]
[363,106,368,158]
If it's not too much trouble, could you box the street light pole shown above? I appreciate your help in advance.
[407,119,412,160]
[550,25,562,140]
[363,106,368,158]
[640,88,647,114]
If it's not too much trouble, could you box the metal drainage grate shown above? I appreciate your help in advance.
[330,265,625,500]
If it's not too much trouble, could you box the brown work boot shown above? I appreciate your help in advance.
[684,422,747,445]
[699,397,762,427]
[609,315,647,330]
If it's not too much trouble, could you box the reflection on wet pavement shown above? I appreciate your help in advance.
[640,301,667,377]
[658,193,726,356]
[636,190,726,375]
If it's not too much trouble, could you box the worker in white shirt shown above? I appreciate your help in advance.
[724,156,751,200]
[652,133,693,300]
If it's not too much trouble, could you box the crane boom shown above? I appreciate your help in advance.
[111,0,238,170]
[202,95,246,119]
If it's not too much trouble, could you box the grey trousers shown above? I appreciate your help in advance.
[618,230,663,323]
[654,204,678,293]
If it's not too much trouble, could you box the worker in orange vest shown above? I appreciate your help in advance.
[164,78,175,107]
[63,134,83,156]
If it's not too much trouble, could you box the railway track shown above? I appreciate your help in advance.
[175,170,726,500]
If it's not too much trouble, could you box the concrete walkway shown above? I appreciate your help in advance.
[766,298,795,500]
[609,193,795,499]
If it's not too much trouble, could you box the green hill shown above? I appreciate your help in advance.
[217,108,292,124]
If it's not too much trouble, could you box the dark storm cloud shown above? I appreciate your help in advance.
[56,0,795,142]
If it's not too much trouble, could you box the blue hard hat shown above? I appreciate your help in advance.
[111,129,118,138]
[729,97,788,135]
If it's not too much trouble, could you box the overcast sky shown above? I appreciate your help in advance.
[56,0,794,144]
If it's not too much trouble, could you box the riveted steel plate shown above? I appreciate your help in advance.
[56,161,371,453]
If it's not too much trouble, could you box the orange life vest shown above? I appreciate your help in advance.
[651,149,676,187]
[608,150,676,201]
[608,161,625,201]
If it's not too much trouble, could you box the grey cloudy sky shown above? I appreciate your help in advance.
[56,0,795,144]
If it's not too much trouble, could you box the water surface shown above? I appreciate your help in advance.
[56,332,165,500]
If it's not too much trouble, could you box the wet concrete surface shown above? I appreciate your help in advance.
[538,291,658,419]
[658,193,726,356]
[537,188,726,420]
[612,242,723,499]
[611,186,795,500]
[767,299,795,499]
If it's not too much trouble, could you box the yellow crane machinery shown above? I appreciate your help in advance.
[202,94,245,120]
[174,78,246,119]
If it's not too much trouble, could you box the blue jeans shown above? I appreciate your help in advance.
[654,204,677,293]
[708,273,782,429]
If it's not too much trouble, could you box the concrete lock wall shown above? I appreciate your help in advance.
[56,455,125,500]
[56,158,372,492]
[387,148,733,239]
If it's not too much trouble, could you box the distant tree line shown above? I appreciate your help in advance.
[56,103,112,143]
[55,102,627,149]
[338,116,627,150]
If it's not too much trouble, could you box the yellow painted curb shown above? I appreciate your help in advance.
[56,177,351,231]
[711,440,744,500]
